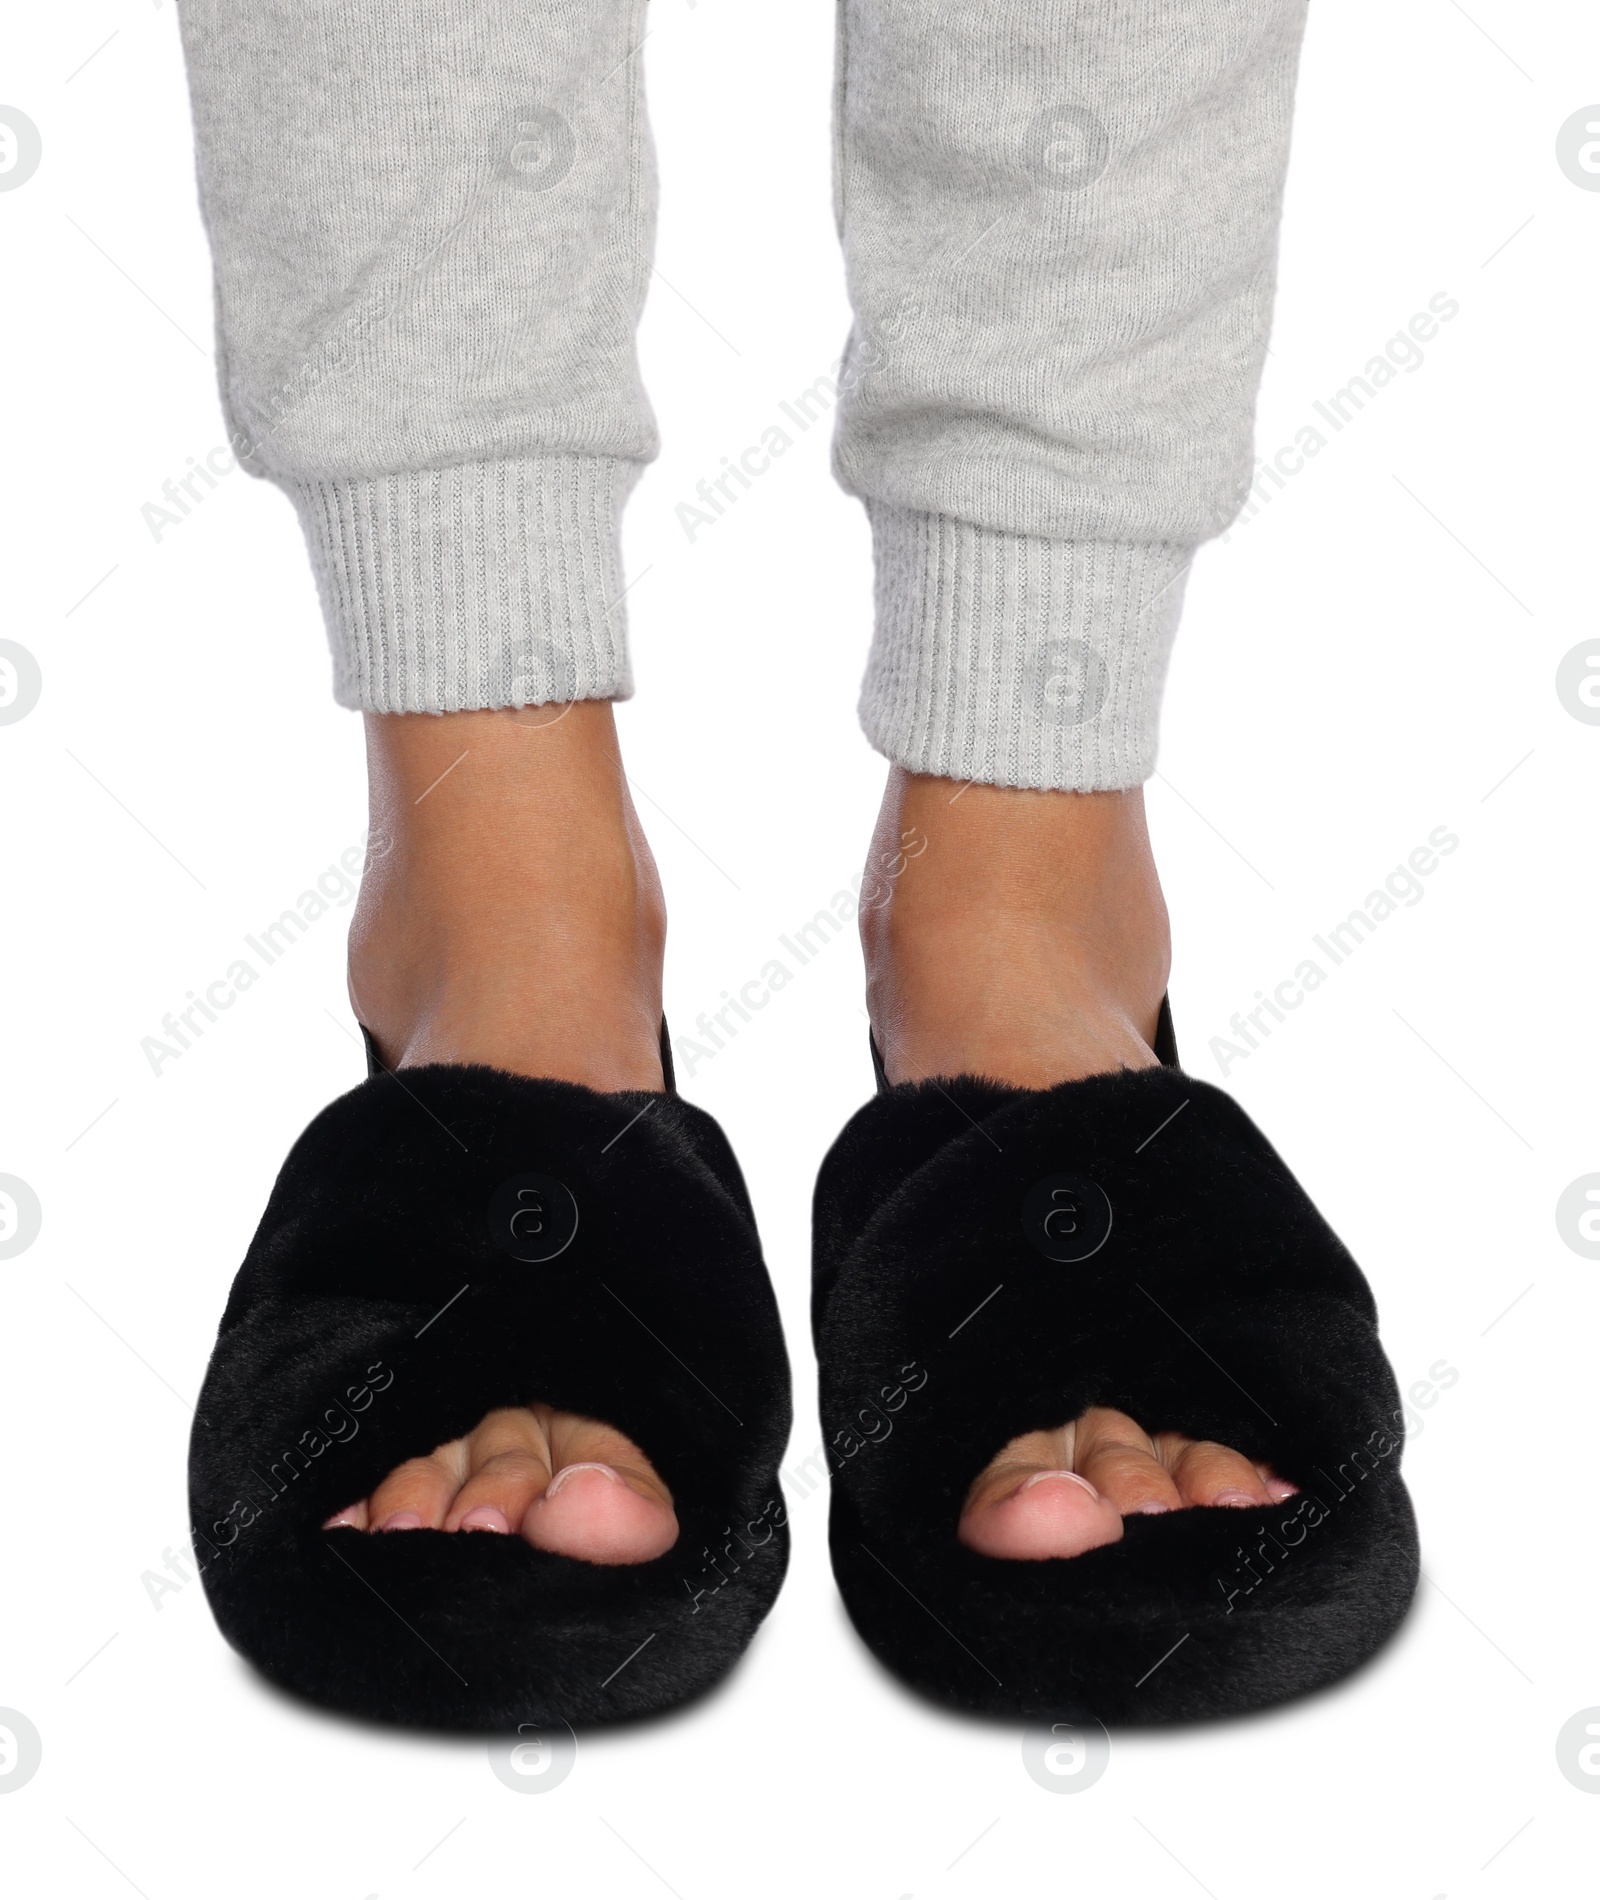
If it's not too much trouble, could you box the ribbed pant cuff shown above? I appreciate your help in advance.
[287,456,640,713]
[860,505,1194,792]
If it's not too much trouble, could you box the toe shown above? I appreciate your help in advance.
[958,1406,1297,1559]
[959,1426,1124,1559]
[443,1408,554,1534]
[1073,1407,1184,1516]
[521,1407,678,1564]
[365,1441,468,1531]
[343,1404,678,1560]
[958,1465,1124,1560]
[1158,1434,1274,1509]
[522,1463,679,1563]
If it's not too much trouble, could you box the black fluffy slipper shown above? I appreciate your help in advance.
[187,1026,791,1730]
[813,1003,1418,1724]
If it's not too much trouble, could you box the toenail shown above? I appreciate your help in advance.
[322,1506,362,1530]
[1266,1478,1299,1501]
[1132,1501,1173,1515]
[544,1461,625,1499]
[376,1510,424,1531]
[1016,1469,1098,1502]
[458,1505,511,1533]
[1212,1490,1259,1509]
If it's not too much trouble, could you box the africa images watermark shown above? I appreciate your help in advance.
[680,1496,789,1616]
[673,291,920,544]
[1215,1366,1457,1614]
[682,1359,931,1614]
[143,1359,396,1608]
[1215,1443,1389,1615]
[671,826,926,1081]
[140,827,391,1077]
[1208,824,1459,1077]
[1222,291,1461,538]
[782,1358,931,1506]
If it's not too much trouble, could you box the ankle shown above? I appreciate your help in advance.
[861,770,1171,1085]
[345,704,668,1087]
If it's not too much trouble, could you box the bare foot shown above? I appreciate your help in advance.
[323,1405,677,1566]
[958,1408,1296,1561]
[862,769,1279,1560]
[329,703,676,1565]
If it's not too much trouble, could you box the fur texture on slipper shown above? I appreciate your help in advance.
[813,1063,1418,1723]
[188,1063,791,1730]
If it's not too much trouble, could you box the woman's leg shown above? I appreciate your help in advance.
[178,1,675,1559]
[178,0,656,713]
[833,1,1311,1555]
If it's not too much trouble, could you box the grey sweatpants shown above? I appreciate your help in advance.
[176,1,1307,791]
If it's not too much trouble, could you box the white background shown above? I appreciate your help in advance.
[3,2,1598,1894]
